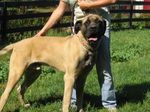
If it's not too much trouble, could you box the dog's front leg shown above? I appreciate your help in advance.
[76,74,88,112]
[63,73,75,112]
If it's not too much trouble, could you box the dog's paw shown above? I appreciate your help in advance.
[23,103,30,108]
[77,109,83,112]
[59,108,62,111]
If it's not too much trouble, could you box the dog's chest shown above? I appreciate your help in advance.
[75,51,97,75]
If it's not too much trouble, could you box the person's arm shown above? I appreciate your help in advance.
[78,0,116,10]
[34,0,69,37]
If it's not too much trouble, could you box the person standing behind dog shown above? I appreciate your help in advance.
[34,0,117,111]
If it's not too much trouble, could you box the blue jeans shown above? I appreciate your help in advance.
[71,13,117,109]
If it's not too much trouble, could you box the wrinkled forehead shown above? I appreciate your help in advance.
[82,14,103,23]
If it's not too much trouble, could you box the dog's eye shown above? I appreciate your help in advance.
[84,20,90,26]
[95,19,100,24]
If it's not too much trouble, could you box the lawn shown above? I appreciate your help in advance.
[0,29,150,112]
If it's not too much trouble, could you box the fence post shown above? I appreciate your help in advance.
[1,1,7,42]
[129,0,133,28]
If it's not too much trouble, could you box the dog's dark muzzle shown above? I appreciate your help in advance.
[90,24,98,33]
[87,24,99,42]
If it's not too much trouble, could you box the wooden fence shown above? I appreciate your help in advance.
[110,1,150,27]
[0,1,150,42]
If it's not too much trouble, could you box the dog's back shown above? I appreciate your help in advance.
[0,35,72,57]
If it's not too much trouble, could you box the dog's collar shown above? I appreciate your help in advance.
[78,36,89,50]
[77,35,99,52]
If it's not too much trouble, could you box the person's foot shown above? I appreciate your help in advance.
[108,107,117,112]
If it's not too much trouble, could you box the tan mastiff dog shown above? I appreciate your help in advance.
[0,14,106,112]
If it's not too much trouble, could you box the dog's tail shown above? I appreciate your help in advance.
[0,44,15,56]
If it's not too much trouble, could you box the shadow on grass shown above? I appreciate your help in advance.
[83,93,103,109]
[116,82,150,107]
[7,110,20,112]
[81,82,150,109]
[28,95,63,107]
[10,82,150,111]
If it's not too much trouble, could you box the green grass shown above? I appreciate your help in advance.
[0,29,150,112]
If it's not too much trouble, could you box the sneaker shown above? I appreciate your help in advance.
[59,101,77,111]
[70,101,77,108]
[108,107,117,112]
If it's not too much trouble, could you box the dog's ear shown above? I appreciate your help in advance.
[74,20,82,34]
[102,19,106,36]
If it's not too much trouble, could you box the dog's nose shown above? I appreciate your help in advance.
[90,25,97,31]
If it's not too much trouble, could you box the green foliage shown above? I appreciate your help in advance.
[111,14,123,29]
[110,13,150,30]
[5,7,50,42]
[111,42,143,62]
[0,62,9,83]
[5,6,71,42]
[40,66,56,78]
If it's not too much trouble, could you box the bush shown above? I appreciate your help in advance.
[0,62,9,83]
[110,13,150,30]
[40,66,56,78]
[110,42,143,62]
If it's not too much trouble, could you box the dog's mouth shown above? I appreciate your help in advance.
[88,37,98,42]
[87,33,99,43]
[88,37,99,46]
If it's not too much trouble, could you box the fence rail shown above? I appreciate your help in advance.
[0,1,150,42]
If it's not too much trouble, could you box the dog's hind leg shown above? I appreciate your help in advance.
[0,64,26,111]
[17,64,41,107]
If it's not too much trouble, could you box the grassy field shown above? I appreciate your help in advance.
[0,29,150,112]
